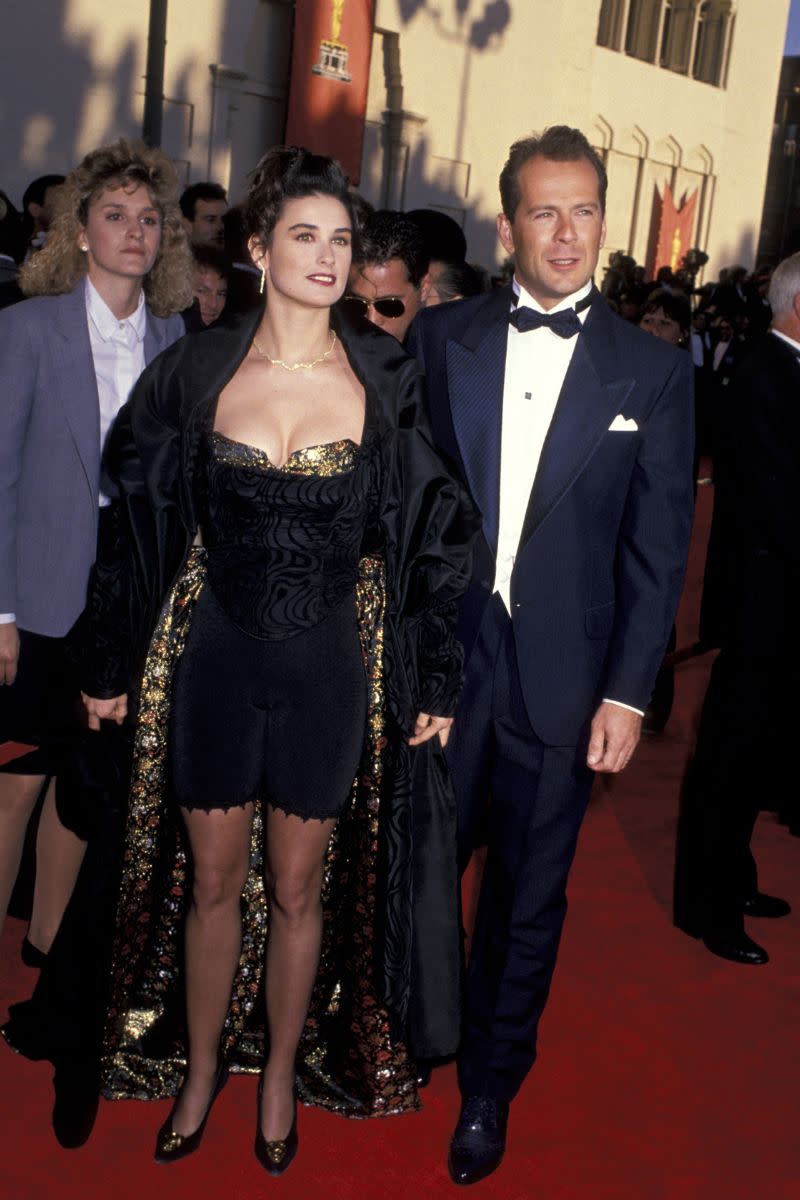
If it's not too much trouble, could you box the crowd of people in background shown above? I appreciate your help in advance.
[1,162,777,410]
[601,251,775,466]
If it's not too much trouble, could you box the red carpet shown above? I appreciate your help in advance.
[2,483,799,1199]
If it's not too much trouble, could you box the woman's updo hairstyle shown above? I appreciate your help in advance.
[243,145,360,254]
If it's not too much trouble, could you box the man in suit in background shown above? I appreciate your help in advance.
[179,181,228,247]
[674,252,800,963]
[409,126,694,1186]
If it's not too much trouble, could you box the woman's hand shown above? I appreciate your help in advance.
[82,693,128,731]
[409,712,454,748]
[0,622,20,685]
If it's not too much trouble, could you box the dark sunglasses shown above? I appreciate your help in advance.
[341,294,406,319]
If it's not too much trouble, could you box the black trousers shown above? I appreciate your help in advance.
[447,595,593,1102]
[673,647,789,938]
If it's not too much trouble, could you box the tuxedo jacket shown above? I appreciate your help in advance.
[0,282,184,636]
[701,331,800,656]
[409,286,695,745]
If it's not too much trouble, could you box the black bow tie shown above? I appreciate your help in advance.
[509,305,583,338]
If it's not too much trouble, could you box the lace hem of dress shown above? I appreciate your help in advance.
[176,794,349,823]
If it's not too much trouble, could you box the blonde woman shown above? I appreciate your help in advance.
[0,139,190,963]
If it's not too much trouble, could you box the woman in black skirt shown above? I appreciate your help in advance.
[80,147,476,1174]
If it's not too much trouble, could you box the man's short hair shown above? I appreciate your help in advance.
[434,261,487,303]
[354,210,430,287]
[641,288,691,333]
[22,174,66,214]
[406,208,467,266]
[192,243,231,279]
[499,126,608,220]
[180,181,228,222]
[768,252,800,318]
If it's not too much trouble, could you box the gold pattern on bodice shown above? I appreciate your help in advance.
[212,431,360,477]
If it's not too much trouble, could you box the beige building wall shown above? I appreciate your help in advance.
[0,0,292,209]
[1,1,788,280]
[363,0,790,280]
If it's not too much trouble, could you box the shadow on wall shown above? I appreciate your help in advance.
[0,0,247,208]
[372,1,514,267]
[0,1,513,268]
[399,133,503,272]
[396,0,512,46]
[708,225,757,278]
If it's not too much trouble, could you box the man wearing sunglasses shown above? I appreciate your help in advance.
[344,209,430,343]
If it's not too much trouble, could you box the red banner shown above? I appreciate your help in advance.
[284,0,375,184]
[647,182,699,278]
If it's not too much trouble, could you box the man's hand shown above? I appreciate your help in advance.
[409,712,454,748]
[586,702,642,773]
[0,622,20,686]
[81,693,128,731]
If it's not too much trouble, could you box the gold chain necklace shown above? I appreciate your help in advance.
[251,330,337,371]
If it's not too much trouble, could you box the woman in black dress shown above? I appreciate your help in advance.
[80,147,475,1173]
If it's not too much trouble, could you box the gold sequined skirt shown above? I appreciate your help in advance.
[101,548,419,1117]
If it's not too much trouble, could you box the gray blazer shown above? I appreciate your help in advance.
[0,282,184,636]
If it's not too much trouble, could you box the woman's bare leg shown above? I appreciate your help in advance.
[27,779,86,952]
[260,807,335,1141]
[0,772,45,940]
[170,802,254,1136]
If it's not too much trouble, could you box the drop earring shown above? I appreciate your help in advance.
[259,265,266,295]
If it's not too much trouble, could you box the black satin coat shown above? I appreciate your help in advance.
[77,305,478,1057]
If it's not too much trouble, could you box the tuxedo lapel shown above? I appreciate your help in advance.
[520,300,634,544]
[445,288,509,554]
[52,285,100,499]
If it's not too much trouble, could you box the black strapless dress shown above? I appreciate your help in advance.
[169,431,373,818]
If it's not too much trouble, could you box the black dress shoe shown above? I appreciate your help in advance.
[154,1058,228,1163]
[21,937,48,969]
[52,1067,100,1149]
[703,931,769,965]
[254,1083,299,1176]
[448,1095,509,1186]
[743,893,791,919]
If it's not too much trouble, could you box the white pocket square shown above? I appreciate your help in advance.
[608,414,638,432]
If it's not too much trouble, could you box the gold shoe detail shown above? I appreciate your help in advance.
[264,1137,289,1165]
[254,1086,299,1176]
[154,1060,228,1164]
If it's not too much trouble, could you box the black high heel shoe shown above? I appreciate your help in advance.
[21,937,48,969]
[154,1057,228,1164]
[254,1078,299,1176]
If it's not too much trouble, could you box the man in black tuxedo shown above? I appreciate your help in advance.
[674,253,800,964]
[408,126,694,1185]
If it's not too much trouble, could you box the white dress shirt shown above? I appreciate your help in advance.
[86,278,147,506]
[495,277,591,607]
[690,330,710,369]
[495,276,642,717]
[0,281,147,626]
[712,338,732,372]
[770,328,800,356]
